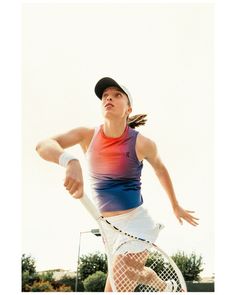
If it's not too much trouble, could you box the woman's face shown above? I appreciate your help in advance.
[101,87,132,120]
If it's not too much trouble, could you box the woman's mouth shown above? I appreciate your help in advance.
[105,103,114,109]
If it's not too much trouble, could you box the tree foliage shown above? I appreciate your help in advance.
[146,252,165,274]
[83,271,107,292]
[171,251,204,281]
[29,280,54,292]
[79,252,107,281]
[38,271,54,282]
[55,284,72,292]
[58,274,84,292]
[21,254,73,292]
[21,254,40,291]
[21,250,204,292]
[22,254,37,275]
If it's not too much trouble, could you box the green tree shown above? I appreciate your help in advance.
[83,271,107,292]
[171,251,204,281]
[22,254,75,291]
[57,274,84,292]
[22,254,37,274]
[22,254,40,291]
[79,252,107,281]
[56,284,72,292]
[39,271,54,282]
[29,280,54,292]
[146,252,165,274]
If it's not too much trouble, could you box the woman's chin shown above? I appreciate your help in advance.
[103,111,116,119]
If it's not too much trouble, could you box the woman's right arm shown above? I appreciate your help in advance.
[36,127,92,198]
[35,127,90,163]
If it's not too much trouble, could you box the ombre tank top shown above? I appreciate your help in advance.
[86,125,143,212]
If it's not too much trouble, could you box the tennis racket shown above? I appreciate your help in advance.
[79,193,187,292]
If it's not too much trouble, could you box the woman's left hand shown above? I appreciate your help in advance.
[173,205,199,226]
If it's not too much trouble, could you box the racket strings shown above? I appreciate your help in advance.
[100,219,185,292]
[111,248,182,292]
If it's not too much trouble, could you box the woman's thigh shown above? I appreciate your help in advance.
[104,275,113,292]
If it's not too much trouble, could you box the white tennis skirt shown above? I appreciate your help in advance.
[102,205,164,255]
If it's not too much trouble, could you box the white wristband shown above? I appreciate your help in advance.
[58,152,78,168]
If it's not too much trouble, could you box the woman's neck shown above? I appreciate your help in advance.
[103,120,127,138]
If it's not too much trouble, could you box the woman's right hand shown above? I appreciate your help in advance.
[64,159,84,199]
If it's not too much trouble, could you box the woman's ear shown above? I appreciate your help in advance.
[127,106,132,115]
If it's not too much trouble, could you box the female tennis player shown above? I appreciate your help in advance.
[36,77,199,292]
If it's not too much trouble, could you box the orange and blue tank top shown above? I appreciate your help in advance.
[86,125,143,212]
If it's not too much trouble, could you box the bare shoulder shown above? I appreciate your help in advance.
[52,126,95,150]
[74,126,95,138]
[136,133,157,161]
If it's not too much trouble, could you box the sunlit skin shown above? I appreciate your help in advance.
[36,85,199,292]
[100,86,132,138]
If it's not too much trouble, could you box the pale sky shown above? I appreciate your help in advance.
[22,2,214,276]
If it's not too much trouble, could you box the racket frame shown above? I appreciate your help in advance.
[80,194,187,292]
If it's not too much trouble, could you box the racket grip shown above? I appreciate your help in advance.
[80,193,101,220]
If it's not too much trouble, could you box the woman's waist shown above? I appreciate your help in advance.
[102,207,137,217]
[103,204,151,225]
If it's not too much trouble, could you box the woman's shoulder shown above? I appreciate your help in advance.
[64,126,96,141]
[77,126,96,135]
[79,126,101,153]
[136,132,154,145]
[136,132,158,157]
[74,125,102,136]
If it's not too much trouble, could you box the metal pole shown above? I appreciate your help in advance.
[75,232,82,292]
[74,229,101,292]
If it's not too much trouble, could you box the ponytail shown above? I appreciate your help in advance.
[127,114,147,129]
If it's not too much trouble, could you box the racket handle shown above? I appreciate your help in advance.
[80,193,101,220]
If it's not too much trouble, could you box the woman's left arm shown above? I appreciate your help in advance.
[137,135,199,226]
